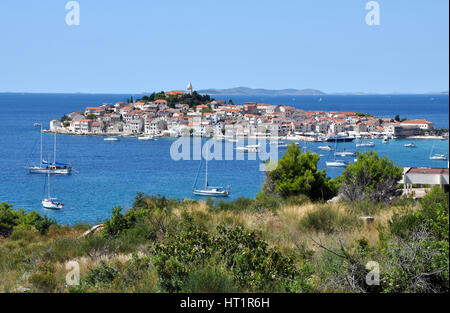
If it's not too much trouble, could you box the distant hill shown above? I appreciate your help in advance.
[197,87,325,95]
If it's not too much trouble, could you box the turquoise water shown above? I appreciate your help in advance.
[0,93,448,225]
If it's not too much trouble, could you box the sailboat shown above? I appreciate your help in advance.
[42,173,64,210]
[26,123,73,174]
[326,136,348,167]
[193,143,231,197]
[429,143,447,160]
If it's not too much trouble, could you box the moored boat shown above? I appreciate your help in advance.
[42,173,64,210]
[318,145,333,151]
[326,160,348,167]
[193,142,231,197]
[26,123,73,175]
[104,137,120,141]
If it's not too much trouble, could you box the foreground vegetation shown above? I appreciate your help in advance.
[0,146,448,293]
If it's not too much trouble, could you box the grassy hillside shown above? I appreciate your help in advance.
[0,189,448,293]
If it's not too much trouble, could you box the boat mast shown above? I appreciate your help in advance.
[54,130,56,164]
[40,123,43,164]
[47,172,51,199]
[205,146,208,189]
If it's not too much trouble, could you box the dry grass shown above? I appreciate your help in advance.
[1,199,410,293]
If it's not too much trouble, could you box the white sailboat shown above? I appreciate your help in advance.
[326,136,348,167]
[42,173,64,210]
[26,124,72,174]
[429,143,447,160]
[193,145,231,197]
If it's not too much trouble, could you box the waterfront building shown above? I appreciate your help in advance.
[402,167,450,197]
[401,119,434,131]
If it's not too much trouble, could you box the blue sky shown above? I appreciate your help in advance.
[0,0,448,94]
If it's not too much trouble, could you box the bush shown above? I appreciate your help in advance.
[29,263,57,292]
[85,261,119,287]
[262,143,337,201]
[339,151,403,203]
[152,220,299,292]
[0,202,56,236]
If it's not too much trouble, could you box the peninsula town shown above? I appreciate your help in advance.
[49,83,445,140]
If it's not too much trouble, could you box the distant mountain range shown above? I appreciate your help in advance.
[197,87,326,95]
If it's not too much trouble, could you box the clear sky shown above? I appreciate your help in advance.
[0,0,448,94]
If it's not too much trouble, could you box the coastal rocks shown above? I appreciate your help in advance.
[79,224,104,238]
[327,194,343,203]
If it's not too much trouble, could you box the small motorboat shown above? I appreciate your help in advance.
[335,151,356,157]
[235,145,261,153]
[318,145,333,151]
[138,136,154,141]
[356,142,375,148]
[326,160,348,167]
[404,143,416,148]
[104,137,120,141]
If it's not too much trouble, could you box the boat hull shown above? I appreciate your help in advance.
[27,167,72,175]
[326,162,347,167]
[42,199,63,210]
[326,138,355,142]
[193,190,230,197]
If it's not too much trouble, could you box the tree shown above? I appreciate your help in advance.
[59,115,71,122]
[85,114,96,120]
[339,151,403,203]
[261,143,337,201]
[394,114,400,122]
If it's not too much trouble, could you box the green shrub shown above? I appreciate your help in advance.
[339,151,403,203]
[153,220,298,292]
[0,202,56,236]
[85,261,119,287]
[29,263,57,292]
[262,144,337,201]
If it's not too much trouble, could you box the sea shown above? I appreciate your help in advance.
[0,93,448,225]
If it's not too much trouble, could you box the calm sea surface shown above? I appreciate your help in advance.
[0,93,448,225]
